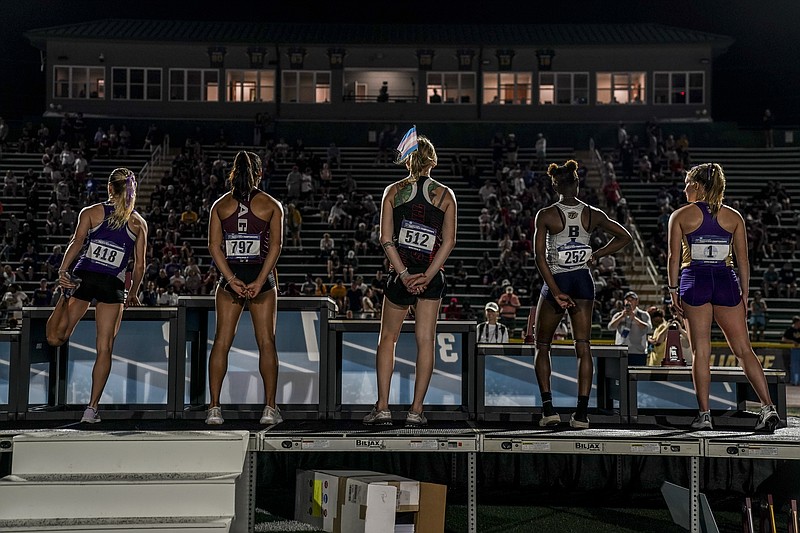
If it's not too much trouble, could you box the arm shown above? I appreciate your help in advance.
[532,208,573,309]
[125,214,148,307]
[207,199,247,298]
[246,196,284,296]
[729,208,750,302]
[666,208,684,316]
[57,205,98,288]
[588,206,632,262]
[607,311,626,330]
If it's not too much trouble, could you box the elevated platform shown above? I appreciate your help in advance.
[1,419,799,533]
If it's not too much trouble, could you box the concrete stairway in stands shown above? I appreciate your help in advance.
[0,429,253,532]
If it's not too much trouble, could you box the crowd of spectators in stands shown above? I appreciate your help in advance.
[1,116,798,344]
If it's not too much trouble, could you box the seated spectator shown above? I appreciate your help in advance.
[314,277,329,297]
[762,263,780,298]
[361,287,378,318]
[201,266,218,295]
[301,274,316,296]
[779,262,797,298]
[342,249,358,284]
[329,279,347,314]
[31,278,53,306]
[443,297,462,320]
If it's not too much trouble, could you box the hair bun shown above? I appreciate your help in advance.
[564,159,578,173]
[547,163,559,177]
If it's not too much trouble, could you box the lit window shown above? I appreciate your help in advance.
[596,72,646,104]
[53,66,106,99]
[483,72,532,105]
[226,70,275,102]
[538,72,589,105]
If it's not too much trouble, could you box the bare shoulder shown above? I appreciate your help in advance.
[209,192,232,213]
[130,211,148,231]
[252,190,281,210]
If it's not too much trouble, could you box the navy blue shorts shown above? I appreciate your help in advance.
[384,270,446,307]
[72,269,125,304]
[679,266,741,307]
[220,263,277,297]
[540,268,594,303]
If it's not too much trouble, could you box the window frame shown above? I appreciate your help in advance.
[111,67,162,101]
[226,69,276,103]
[595,71,647,105]
[168,68,220,102]
[538,72,590,105]
[426,71,477,105]
[281,70,331,104]
[653,71,705,105]
[482,72,533,105]
[52,65,106,100]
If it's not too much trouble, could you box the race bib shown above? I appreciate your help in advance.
[88,241,125,269]
[225,233,260,260]
[398,219,437,254]
[556,240,592,268]
[690,236,730,264]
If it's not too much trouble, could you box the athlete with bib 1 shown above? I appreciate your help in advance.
[530,160,631,428]
[206,151,284,426]
[46,168,148,424]
[363,127,457,427]
[667,162,782,432]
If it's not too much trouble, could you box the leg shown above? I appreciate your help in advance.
[409,297,442,414]
[248,287,279,408]
[208,288,246,408]
[46,295,90,346]
[375,297,409,410]
[714,302,773,405]
[87,302,124,408]
[682,302,714,411]
[568,300,595,398]
[533,295,564,394]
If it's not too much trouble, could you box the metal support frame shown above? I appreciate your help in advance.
[178,296,336,421]
[475,343,628,423]
[0,331,20,422]
[17,307,177,420]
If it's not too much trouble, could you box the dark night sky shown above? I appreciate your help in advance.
[3,0,799,125]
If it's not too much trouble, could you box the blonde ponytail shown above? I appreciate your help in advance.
[401,135,437,182]
[689,163,725,216]
[107,167,136,229]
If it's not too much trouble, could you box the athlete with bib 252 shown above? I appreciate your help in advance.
[667,162,782,432]
[529,160,631,429]
[46,167,148,424]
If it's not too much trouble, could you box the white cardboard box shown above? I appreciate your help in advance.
[340,476,398,533]
[294,469,383,531]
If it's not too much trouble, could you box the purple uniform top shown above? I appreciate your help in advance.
[680,201,734,269]
[220,195,270,264]
[73,203,137,282]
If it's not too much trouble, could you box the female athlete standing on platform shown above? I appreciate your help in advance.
[363,127,457,427]
[46,167,147,423]
[205,151,284,426]
[667,162,782,432]
[529,160,631,428]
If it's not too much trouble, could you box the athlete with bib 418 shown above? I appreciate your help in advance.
[528,159,631,429]
[46,167,148,424]
[667,162,782,432]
